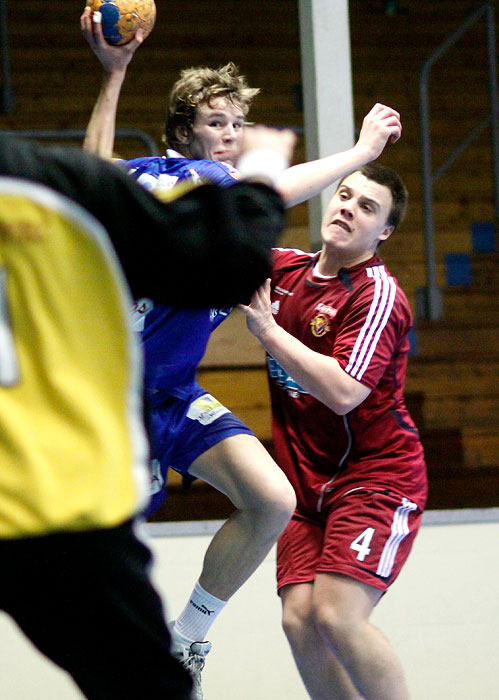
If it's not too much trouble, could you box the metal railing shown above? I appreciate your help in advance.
[1,128,160,156]
[418,0,498,320]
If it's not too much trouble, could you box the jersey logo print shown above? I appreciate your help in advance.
[315,302,338,318]
[156,173,181,191]
[345,266,396,381]
[188,168,203,185]
[131,298,154,331]
[267,357,307,397]
[134,171,180,193]
[310,313,330,337]
[210,307,232,322]
[186,393,230,425]
[275,285,294,296]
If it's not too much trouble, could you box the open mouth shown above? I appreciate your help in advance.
[215,150,233,159]
[331,219,352,233]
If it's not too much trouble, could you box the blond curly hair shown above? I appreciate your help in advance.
[164,62,260,153]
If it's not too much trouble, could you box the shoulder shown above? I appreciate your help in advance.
[272,247,315,270]
[119,157,171,190]
[185,158,239,186]
[365,262,409,301]
[165,150,238,185]
[122,156,164,174]
[123,155,238,191]
[352,261,412,322]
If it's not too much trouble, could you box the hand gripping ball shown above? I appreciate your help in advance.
[86,0,156,45]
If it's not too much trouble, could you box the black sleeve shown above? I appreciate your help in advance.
[0,134,286,307]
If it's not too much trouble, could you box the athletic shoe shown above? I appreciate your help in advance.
[170,625,212,700]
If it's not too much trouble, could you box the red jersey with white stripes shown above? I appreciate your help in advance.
[269,248,427,513]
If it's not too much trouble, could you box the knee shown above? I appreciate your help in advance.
[312,600,359,652]
[273,474,297,520]
[282,594,313,648]
[260,472,296,532]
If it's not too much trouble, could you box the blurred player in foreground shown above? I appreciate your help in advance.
[0,129,293,700]
[241,163,427,700]
[81,7,403,699]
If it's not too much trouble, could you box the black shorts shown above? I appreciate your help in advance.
[0,520,192,700]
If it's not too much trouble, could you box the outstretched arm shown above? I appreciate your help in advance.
[239,280,371,414]
[80,7,145,158]
[0,133,290,309]
[277,103,402,207]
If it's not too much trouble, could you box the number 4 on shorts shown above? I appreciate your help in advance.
[350,527,375,561]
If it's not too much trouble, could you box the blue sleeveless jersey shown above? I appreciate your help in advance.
[126,153,238,405]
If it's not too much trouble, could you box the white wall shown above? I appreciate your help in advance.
[0,509,497,699]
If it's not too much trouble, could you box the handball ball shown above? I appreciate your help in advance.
[86,0,156,46]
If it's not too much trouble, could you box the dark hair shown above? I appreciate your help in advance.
[164,62,260,153]
[338,162,408,231]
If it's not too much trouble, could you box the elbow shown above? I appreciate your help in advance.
[328,399,353,416]
[320,370,370,415]
[323,392,363,416]
[276,184,302,209]
[319,393,351,415]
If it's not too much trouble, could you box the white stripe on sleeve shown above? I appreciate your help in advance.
[345,266,396,381]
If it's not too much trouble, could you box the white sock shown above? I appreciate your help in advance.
[173,581,227,642]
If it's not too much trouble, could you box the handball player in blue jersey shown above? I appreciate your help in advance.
[81,8,403,698]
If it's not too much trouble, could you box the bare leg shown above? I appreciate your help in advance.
[281,583,362,700]
[189,434,296,600]
[170,438,293,699]
[312,573,410,700]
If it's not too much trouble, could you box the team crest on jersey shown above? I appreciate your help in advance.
[310,313,330,337]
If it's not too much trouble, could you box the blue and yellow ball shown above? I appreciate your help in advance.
[86,0,156,46]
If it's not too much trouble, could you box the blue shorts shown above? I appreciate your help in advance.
[145,386,254,516]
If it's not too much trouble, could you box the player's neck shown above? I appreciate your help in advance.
[317,249,376,277]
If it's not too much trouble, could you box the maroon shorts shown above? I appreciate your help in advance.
[276,488,423,593]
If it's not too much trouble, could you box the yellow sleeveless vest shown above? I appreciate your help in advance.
[0,178,149,537]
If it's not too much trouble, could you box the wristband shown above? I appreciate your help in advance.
[236,149,289,187]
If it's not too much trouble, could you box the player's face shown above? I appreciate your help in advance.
[187,98,245,165]
[320,171,394,265]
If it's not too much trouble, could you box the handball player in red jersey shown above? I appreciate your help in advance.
[241,162,427,700]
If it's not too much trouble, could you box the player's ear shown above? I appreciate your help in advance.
[174,126,191,145]
[378,225,394,243]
